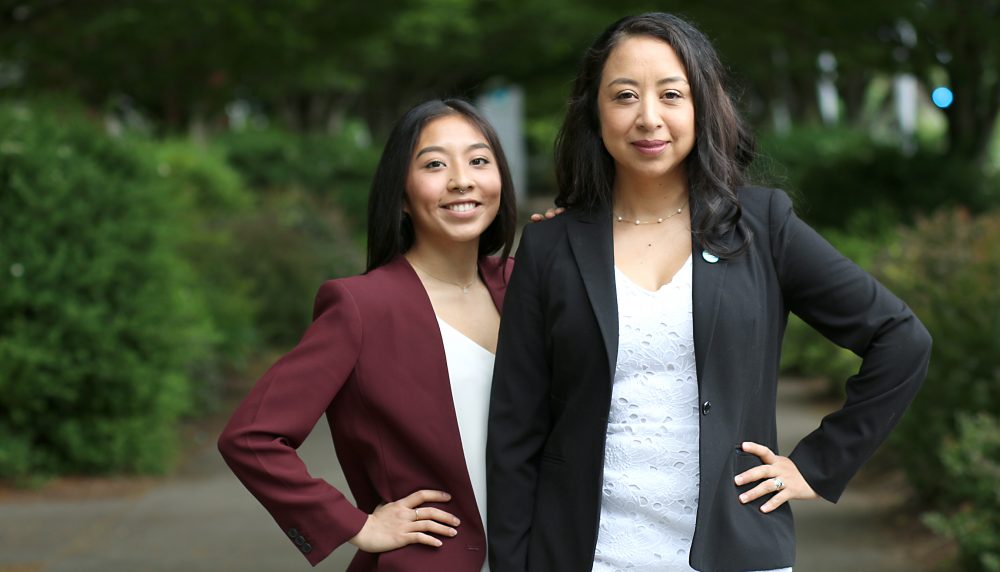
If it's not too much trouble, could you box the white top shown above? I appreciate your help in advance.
[592,257,790,572]
[437,317,494,572]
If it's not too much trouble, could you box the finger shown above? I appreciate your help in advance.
[734,464,776,486]
[761,490,791,513]
[404,531,444,548]
[530,213,544,221]
[400,490,451,508]
[411,519,458,538]
[741,441,776,463]
[415,506,460,526]
[738,479,781,504]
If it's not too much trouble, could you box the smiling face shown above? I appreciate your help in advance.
[597,35,696,186]
[404,114,502,249]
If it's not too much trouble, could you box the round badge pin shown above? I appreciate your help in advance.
[702,251,720,264]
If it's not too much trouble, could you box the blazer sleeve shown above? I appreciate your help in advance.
[487,225,552,571]
[217,280,369,566]
[768,189,932,503]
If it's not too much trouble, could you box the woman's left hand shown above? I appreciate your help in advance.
[735,441,818,513]
[529,207,565,222]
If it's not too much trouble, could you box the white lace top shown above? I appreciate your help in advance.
[593,257,790,572]
[437,317,493,572]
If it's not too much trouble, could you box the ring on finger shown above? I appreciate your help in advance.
[414,508,421,520]
[772,477,784,491]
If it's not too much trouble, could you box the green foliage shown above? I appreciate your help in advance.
[875,209,1000,502]
[213,126,377,229]
[149,140,259,410]
[758,126,1000,233]
[209,127,368,349]
[922,413,1000,572]
[227,188,364,349]
[0,101,214,477]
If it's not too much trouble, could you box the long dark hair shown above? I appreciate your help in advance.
[366,99,517,272]
[554,12,754,258]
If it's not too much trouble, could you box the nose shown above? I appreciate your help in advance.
[448,165,475,193]
[637,99,663,131]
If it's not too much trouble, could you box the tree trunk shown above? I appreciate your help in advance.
[939,0,1000,163]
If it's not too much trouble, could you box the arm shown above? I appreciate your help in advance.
[218,281,459,564]
[769,189,932,503]
[487,225,552,571]
[217,281,368,564]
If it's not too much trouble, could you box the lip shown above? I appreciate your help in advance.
[631,139,668,155]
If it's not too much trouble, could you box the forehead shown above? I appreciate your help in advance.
[601,35,687,81]
[415,114,487,150]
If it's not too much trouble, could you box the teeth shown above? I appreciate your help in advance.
[446,203,476,213]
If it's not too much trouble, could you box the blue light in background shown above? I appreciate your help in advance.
[931,87,954,108]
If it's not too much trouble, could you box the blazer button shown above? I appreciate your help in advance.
[294,536,305,546]
[701,401,712,415]
[300,543,313,554]
[286,528,299,539]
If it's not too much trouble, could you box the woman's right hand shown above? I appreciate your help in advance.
[348,490,460,553]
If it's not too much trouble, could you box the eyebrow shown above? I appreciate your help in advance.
[606,76,689,88]
[415,142,492,158]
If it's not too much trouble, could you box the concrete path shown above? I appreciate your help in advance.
[0,379,940,571]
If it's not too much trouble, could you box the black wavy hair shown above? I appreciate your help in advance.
[554,12,754,258]
[366,99,517,272]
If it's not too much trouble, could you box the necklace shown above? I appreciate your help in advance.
[410,261,477,294]
[614,203,687,225]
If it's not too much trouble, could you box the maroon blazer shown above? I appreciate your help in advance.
[218,255,512,570]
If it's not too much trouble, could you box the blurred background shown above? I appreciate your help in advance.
[0,1,997,571]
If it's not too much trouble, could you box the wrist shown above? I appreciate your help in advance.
[347,514,373,549]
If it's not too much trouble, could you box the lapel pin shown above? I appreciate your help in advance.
[702,251,720,264]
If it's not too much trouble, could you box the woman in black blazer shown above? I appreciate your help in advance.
[486,13,932,572]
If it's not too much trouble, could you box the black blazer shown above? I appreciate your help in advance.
[486,187,931,572]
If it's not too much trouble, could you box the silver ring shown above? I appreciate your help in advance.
[772,478,784,491]
[414,508,420,520]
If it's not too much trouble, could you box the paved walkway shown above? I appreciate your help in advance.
[0,379,940,571]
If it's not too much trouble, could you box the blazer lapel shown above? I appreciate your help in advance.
[566,209,619,380]
[690,224,733,385]
[478,256,511,314]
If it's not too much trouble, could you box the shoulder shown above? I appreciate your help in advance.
[737,186,792,214]
[479,255,515,282]
[517,207,585,250]
[313,259,413,314]
[736,186,796,234]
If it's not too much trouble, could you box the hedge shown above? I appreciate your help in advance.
[0,101,214,478]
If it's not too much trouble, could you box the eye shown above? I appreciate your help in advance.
[663,90,684,101]
[614,91,638,102]
[423,159,446,169]
[470,157,491,166]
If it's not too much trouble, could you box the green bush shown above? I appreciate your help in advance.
[212,128,305,191]
[213,126,377,231]
[922,413,1000,572]
[875,209,1000,501]
[0,101,214,478]
[757,126,1000,232]
[210,127,371,348]
[150,140,259,409]
[229,188,364,348]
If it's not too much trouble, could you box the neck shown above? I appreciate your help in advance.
[612,168,689,218]
[404,237,480,285]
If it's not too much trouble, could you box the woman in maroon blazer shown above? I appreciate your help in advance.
[218,99,517,571]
